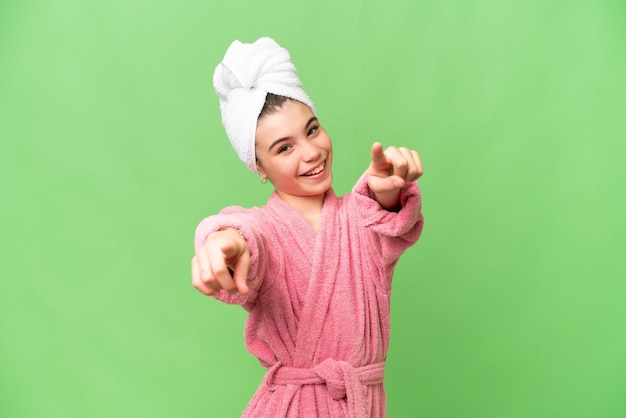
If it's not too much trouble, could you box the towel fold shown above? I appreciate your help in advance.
[213,37,316,172]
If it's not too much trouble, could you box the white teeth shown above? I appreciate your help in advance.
[304,163,324,176]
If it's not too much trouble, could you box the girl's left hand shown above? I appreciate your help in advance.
[367,142,423,209]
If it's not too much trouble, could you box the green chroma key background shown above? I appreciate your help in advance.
[1,1,625,417]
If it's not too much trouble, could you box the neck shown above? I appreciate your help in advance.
[276,191,326,231]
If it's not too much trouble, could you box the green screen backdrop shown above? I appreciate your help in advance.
[1,1,625,417]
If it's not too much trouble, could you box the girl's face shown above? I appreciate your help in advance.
[255,100,333,205]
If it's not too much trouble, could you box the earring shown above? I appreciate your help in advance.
[260,177,268,184]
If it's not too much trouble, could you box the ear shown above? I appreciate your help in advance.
[256,161,267,179]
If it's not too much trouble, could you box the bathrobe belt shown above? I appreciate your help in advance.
[264,358,385,418]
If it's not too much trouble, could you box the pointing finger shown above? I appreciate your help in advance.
[370,142,389,170]
[206,242,237,292]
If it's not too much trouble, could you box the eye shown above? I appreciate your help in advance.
[308,125,319,136]
[278,144,292,154]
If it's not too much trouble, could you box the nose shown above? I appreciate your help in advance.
[300,140,321,162]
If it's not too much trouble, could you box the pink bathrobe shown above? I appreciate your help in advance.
[194,174,423,417]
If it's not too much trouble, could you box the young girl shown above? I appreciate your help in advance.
[191,37,424,418]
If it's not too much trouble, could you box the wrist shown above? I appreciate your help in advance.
[373,190,401,211]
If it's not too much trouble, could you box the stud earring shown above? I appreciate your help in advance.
[260,177,268,184]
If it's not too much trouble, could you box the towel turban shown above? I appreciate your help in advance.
[213,37,316,172]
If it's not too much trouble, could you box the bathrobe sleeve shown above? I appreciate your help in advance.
[194,205,268,308]
[351,172,424,274]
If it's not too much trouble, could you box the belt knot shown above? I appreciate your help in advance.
[263,359,385,418]
[313,358,357,400]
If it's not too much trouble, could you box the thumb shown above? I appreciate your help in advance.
[220,240,239,259]
[368,174,406,193]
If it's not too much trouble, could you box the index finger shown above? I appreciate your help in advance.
[206,241,237,292]
[370,142,389,169]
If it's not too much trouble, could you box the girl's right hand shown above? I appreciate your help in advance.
[191,229,251,296]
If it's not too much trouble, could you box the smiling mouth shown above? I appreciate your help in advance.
[301,161,326,176]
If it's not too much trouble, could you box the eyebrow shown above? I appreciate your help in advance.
[268,117,319,152]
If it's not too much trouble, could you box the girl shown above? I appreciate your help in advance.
[191,37,424,417]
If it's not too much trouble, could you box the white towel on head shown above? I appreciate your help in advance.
[213,37,316,172]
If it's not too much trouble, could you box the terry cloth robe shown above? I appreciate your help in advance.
[194,173,424,418]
